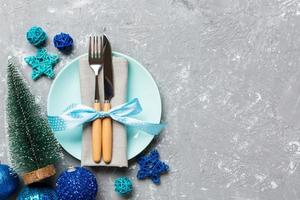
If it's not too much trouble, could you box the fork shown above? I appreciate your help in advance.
[89,35,104,163]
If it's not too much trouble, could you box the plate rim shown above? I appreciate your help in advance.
[47,51,162,160]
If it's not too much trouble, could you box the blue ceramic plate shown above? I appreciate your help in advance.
[47,52,162,160]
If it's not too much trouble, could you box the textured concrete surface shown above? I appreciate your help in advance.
[1,0,300,199]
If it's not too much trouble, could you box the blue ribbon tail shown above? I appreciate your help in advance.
[128,122,166,136]
[110,114,165,135]
[48,116,67,132]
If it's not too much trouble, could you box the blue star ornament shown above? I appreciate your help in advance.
[137,150,169,184]
[24,48,59,80]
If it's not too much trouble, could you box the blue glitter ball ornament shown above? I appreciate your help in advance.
[0,164,19,200]
[114,177,132,196]
[17,186,57,200]
[56,167,98,200]
[26,26,47,47]
[53,32,73,51]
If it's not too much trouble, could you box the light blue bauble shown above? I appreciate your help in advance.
[17,186,57,200]
[114,177,132,196]
[26,26,47,47]
[0,164,19,200]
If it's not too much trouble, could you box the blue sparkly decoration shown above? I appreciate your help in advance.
[53,32,73,51]
[56,167,98,200]
[24,48,59,80]
[26,26,47,47]
[137,150,169,185]
[114,177,132,196]
[0,164,19,200]
[17,186,57,200]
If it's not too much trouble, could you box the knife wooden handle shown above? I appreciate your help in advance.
[92,102,101,163]
[102,102,112,164]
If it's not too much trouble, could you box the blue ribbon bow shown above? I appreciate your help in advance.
[48,98,165,135]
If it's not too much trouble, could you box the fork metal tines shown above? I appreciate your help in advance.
[89,36,104,67]
[88,35,104,101]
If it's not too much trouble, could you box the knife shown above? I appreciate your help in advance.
[102,35,114,164]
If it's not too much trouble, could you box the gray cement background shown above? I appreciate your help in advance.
[1,0,300,199]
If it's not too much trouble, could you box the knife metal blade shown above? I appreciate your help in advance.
[102,35,114,164]
[103,35,114,101]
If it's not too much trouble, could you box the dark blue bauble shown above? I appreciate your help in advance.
[53,33,73,51]
[0,164,19,200]
[17,186,57,200]
[56,167,98,200]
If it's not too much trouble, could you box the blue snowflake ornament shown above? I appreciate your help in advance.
[24,48,59,80]
[137,150,169,184]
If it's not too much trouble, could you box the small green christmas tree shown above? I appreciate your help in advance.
[6,59,61,185]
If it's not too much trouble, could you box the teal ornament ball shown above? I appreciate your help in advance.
[26,26,47,47]
[0,164,19,200]
[56,167,98,200]
[114,177,132,196]
[17,186,57,200]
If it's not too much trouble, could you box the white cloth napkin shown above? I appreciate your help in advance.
[79,56,128,167]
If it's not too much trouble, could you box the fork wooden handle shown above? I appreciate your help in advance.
[102,102,112,164]
[92,102,101,163]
